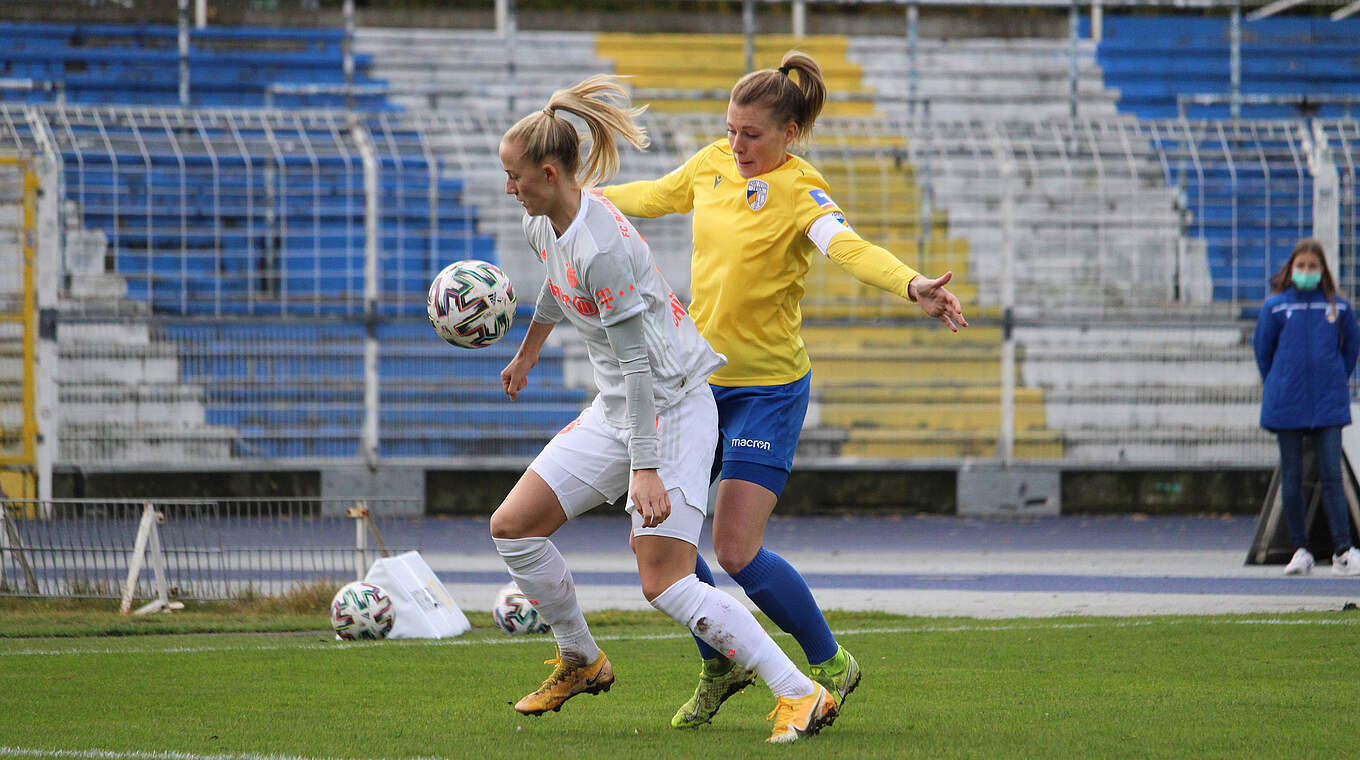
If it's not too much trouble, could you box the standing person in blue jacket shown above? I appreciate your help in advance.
[1254,238,1360,576]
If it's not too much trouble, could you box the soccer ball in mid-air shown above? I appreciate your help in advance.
[493,581,551,635]
[427,259,516,349]
[330,581,396,640]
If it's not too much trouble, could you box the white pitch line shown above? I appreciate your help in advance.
[0,748,446,760]
[0,616,1357,658]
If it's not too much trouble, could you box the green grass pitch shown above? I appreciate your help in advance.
[1,606,1358,759]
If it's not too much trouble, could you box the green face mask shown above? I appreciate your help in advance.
[1293,270,1322,290]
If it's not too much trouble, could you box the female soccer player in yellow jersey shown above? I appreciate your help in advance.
[602,50,966,728]
[491,75,838,744]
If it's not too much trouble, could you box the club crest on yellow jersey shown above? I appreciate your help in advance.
[746,179,769,211]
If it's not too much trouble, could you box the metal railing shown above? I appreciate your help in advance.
[0,498,422,600]
[2,104,1358,477]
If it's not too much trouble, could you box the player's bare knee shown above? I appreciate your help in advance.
[639,581,665,603]
[714,544,757,576]
[489,507,526,540]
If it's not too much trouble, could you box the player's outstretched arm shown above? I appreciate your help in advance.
[818,225,969,332]
[502,319,555,401]
[908,272,968,332]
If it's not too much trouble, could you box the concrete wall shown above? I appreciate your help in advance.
[52,466,1273,515]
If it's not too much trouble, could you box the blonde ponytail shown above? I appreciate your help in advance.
[504,75,649,188]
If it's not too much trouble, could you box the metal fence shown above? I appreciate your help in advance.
[2,105,1359,479]
[0,498,422,600]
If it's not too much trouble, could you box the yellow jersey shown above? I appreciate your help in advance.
[604,139,919,387]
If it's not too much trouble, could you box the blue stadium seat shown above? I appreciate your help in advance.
[1102,18,1360,303]
[0,22,388,110]
[150,318,586,459]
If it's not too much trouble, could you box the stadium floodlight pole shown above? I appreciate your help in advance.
[1331,0,1360,20]
[1308,122,1341,277]
[355,123,381,470]
[178,0,189,107]
[907,2,919,120]
[504,0,518,112]
[991,128,1017,468]
[344,0,355,112]
[1230,0,1241,119]
[1068,0,1078,120]
[744,0,756,73]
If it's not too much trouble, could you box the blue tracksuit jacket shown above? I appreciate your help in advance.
[1253,286,1360,431]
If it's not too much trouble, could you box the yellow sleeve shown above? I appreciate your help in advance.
[826,229,921,302]
[601,148,702,218]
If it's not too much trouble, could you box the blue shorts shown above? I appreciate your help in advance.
[710,371,811,497]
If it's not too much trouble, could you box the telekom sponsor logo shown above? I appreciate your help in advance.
[573,296,598,316]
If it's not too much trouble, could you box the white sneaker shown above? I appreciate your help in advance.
[1332,547,1360,576]
[1284,548,1315,576]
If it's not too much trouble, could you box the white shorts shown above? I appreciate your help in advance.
[529,385,718,546]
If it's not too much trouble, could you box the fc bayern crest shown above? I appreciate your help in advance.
[746,179,769,211]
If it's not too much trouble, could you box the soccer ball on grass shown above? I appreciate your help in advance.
[427,259,516,349]
[493,581,551,635]
[330,581,396,640]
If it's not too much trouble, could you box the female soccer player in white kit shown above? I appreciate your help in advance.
[488,75,837,744]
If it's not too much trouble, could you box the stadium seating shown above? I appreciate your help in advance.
[44,110,577,462]
[1091,16,1360,120]
[1094,16,1359,304]
[0,22,389,109]
[57,122,490,317]
[589,32,1063,460]
[0,19,540,463]
[361,27,1086,460]
[850,36,1119,121]
[137,319,584,460]
[25,18,1318,468]
[57,317,584,462]
[355,28,605,115]
[1017,321,1272,465]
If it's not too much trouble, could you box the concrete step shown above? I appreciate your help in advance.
[822,401,1049,432]
[57,342,181,384]
[58,383,208,427]
[59,425,238,463]
[817,385,1040,404]
[836,428,1064,459]
[809,346,1011,382]
[1059,428,1274,466]
[803,324,1001,349]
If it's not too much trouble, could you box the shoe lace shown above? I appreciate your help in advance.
[537,650,575,691]
[766,696,798,729]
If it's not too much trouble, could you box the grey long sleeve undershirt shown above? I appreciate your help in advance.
[602,312,661,471]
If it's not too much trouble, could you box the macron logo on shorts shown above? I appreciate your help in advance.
[730,437,772,451]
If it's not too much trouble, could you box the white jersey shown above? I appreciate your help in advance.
[524,190,726,428]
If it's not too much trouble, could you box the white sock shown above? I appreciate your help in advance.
[651,574,815,698]
[493,536,599,666]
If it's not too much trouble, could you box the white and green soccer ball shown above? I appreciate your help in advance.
[330,581,396,640]
[492,581,550,636]
[427,259,517,349]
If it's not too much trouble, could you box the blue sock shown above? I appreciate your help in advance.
[691,553,723,661]
[731,547,838,665]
